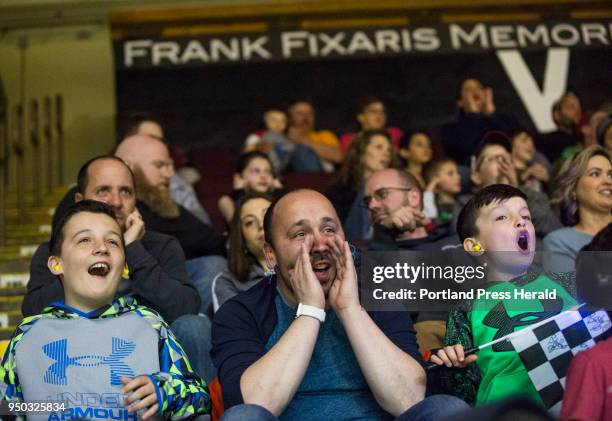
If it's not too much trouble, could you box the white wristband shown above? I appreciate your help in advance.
[295,303,326,323]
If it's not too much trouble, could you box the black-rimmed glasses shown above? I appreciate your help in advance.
[361,187,412,208]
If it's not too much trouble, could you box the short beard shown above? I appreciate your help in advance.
[133,167,180,218]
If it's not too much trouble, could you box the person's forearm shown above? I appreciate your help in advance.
[306,142,343,163]
[240,316,320,415]
[338,306,425,416]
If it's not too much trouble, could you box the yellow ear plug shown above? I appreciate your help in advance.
[473,244,481,252]
[53,264,61,271]
[123,266,130,278]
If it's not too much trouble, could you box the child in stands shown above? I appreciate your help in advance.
[430,185,577,407]
[244,109,295,174]
[424,158,462,226]
[0,200,209,420]
[218,151,282,223]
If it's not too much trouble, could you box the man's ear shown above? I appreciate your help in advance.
[471,171,482,187]
[464,238,484,255]
[74,192,84,202]
[48,256,64,276]
[263,243,277,270]
[457,99,464,110]
[407,189,421,209]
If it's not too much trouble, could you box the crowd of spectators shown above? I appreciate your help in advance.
[3,77,612,421]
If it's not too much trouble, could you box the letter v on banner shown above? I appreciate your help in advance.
[497,48,570,132]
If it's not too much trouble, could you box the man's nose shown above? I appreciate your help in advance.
[311,232,328,251]
[108,191,122,208]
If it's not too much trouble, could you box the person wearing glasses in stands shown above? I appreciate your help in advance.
[363,168,461,352]
[364,168,459,252]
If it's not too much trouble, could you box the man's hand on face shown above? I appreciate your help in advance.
[498,154,519,187]
[381,206,430,233]
[483,87,496,116]
[123,209,146,246]
[290,240,325,309]
[328,237,359,315]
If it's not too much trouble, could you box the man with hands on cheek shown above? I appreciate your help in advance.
[212,189,467,421]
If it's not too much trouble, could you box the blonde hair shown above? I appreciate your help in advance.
[552,144,612,225]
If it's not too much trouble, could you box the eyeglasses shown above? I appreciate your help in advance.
[362,187,412,208]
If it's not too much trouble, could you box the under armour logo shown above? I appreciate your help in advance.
[43,337,135,386]
[483,298,563,351]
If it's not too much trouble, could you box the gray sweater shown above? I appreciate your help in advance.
[212,265,267,312]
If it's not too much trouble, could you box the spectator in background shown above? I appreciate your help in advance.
[212,193,272,311]
[286,100,343,172]
[326,130,397,241]
[510,129,551,193]
[365,168,458,252]
[399,131,433,189]
[115,135,227,315]
[218,151,283,224]
[244,109,296,174]
[365,168,459,351]
[543,145,612,272]
[596,112,612,152]
[558,104,612,164]
[121,112,213,225]
[340,97,404,152]
[423,158,462,227]
[536,92,582,164]
[466,131,562,238]
[441,78,517,193]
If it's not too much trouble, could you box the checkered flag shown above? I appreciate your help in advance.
[509,307,611,416]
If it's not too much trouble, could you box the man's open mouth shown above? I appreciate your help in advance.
[88,262,111,277]
[517,231,530,252]
[312,260,332,283]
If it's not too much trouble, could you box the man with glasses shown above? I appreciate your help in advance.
[364,168,459,352]
[364,168,459,250]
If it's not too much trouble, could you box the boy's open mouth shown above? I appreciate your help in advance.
[517,230,530,252]
[88,262,110,277]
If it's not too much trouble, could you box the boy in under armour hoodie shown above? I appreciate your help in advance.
[0,200,210,420]
[428,185,577,406]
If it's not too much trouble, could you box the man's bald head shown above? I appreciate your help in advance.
[115,135,174,189]
[264,189,342,248]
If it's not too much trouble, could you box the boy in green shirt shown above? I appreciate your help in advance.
[430,184,577,406]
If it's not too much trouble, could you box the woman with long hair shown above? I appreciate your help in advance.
[212,192,273,311]
[543,145,612,272]
[326,129,398,240]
